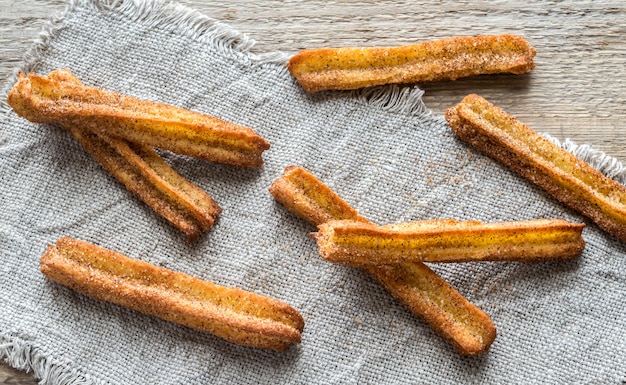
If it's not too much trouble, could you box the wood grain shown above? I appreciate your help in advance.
[1,0,625,383]
[0,364,35,385]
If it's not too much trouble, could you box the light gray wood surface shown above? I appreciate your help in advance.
[1,1,624,383]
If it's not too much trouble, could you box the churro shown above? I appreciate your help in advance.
[270,166,496,355]
[269,165,369,226]
[66,124,221,242]
[36,70,221,241]
[315,218,585,266]
[447,94,626,242]
[288,34,536,93]
[40,237,304,351]
[7,70,270,167]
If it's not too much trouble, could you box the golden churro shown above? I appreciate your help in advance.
[66,125,221,242]
[315,219,585,266]
[365,256,495,356]
[447,94,626,242]
[36,70,221,241]
[270,166,496,355]
[41,237,304,351]
[269,165,369,226]
[7,70,270,167]
[288,34,536,93]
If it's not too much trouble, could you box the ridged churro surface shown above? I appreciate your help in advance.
[288,34,535,93]
[7,70,270,167]
[270,166,496,355]
[363,258,495,356]
[40,237,304,351]
[446,94,626,242]
[315,219,585,265]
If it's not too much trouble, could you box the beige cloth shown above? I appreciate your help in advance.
[1,1,625,384]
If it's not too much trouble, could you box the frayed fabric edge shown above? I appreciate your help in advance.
[352,85,432,120]
[0,333,99,385]
[91,0,291,65]
[0,0,77,115]
[0,0,291,115]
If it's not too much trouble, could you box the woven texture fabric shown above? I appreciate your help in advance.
[1,1,625,384]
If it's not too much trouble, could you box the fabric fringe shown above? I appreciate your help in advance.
[0,0,76,115]
[92,0,290,65]
[0,334,97,385]
[352,85,432,119]
[0,0,290,115]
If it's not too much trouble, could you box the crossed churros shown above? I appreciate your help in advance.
[270,165,497,355]
[7,70,270,167]
[41,237,304,351]
[288,34,536,93]
[446,94,626,242]
[7,69,271,240]
[315,218,585,266]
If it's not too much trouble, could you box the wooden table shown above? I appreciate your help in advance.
[1,1,624,383]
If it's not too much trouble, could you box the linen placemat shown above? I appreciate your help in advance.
[1,1,625,383]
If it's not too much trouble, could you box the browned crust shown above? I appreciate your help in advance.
[7,70,270,167]
[270,166,496,355]
[287,34,536,93]
[446,94,626,242]
[314,219,585,265]
[40,237,304,351]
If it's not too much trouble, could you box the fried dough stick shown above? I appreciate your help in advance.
[446,94,626,242]
[68,126,221,242]
[269,165,370,225]
[41,237,304,351]
[7,70,270,167]
[270,165,496,355]
[315,219,585,265]
[288,34,536,93]
[37,70,221,242]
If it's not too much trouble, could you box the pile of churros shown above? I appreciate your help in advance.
[9,69,304,351]
[7,32,622,355]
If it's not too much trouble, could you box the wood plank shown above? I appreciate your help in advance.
[0,0,624,383]
[0,364,36,385]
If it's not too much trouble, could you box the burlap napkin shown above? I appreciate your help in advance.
[1,1,625,383]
